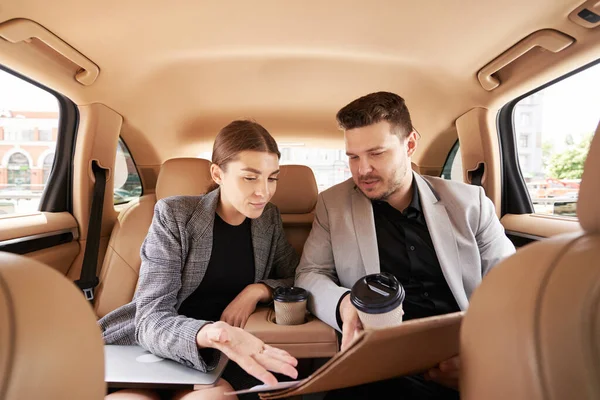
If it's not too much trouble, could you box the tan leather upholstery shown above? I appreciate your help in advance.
[271,165,318,255]
[244,307,338,358]
[94,194,157,317]
[94,158,213,318]
[578,126,600,233]
[155,158,213,201]
[460,122,600,400]
[0,252,105,400]
[271,165,318,214]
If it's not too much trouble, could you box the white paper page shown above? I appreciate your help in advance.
[224,379,304,395]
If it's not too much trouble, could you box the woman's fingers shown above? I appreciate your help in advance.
[230,353,278,386]
[262,345,298,367]
[254,352,298,380]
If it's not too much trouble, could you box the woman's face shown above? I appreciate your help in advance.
[211,150,280,221]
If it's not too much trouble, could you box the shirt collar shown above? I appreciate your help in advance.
[371,177,422,218]
[404,177,422,218]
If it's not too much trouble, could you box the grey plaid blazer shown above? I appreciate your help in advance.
[98,188,299,371]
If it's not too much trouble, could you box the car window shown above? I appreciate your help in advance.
[114,137,143,205]
[440,140,463,182]
[0,69,59,216]
[200,145,352,192]
[279,146,351,192]
[514,62,600,218]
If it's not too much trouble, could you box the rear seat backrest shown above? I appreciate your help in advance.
[270,165,318,256]
[94,158,212,318]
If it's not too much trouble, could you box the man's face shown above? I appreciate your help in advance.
[345,120,417,201]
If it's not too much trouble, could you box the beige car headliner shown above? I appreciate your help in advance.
[0,0,598,167]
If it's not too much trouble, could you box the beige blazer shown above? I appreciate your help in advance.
[295,173,516,331]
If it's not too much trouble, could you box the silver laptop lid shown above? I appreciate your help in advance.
[104,345,228,389]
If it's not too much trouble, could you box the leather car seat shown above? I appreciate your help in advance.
[460,121,600,399]
[0,251,105,400]
[94,158,213,318]
[270,164,318,256]
[94,159,319,318]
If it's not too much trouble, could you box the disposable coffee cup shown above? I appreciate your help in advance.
[350,272,405,330]
[273,286,308,325]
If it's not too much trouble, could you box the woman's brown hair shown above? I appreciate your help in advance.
[207,120,280,191]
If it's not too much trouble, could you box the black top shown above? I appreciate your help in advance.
[371,182,460,321]
[178,213,255,322]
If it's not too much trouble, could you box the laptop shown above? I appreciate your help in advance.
[104,345,229,389]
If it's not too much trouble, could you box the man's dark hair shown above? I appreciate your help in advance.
[336,91,413,138]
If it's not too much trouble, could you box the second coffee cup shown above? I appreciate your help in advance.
[350,272,405,330]
[273,286,308,325]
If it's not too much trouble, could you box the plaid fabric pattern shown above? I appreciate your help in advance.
[98,188,299,371]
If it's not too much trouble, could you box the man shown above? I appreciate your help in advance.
[295,91,516,398]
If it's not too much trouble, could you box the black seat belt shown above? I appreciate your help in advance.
[75,161,107,302]
[470,163,485,187]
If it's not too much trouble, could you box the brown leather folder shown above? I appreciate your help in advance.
[257,311,464,399]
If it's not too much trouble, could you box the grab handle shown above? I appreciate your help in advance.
[477,29,574,91]
[0,18,99,86]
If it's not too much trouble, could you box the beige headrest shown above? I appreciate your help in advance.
[155,158,213,200]
[577,121,600,233]
[271,164,318,214]
[0,252,105,400]
[460,233,600,400]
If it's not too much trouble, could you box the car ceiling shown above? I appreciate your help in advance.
[0,0,595,166]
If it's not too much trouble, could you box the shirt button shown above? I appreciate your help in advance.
[410,246,415,251]
[424,292,429,297]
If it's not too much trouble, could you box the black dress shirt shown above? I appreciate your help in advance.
[371,183,460,321]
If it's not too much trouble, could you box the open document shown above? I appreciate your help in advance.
[226,311,464,398]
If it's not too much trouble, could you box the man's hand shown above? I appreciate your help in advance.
[424,355,460,390]
[220,283,271,328]
[339,294,363,351]
[197,321,298,386]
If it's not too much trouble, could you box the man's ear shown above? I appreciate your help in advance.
[406,131,419,157]
[210,163,223,186]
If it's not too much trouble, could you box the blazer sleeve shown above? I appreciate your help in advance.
[476,186,516,276]
[294,194,351,332]
[259,206,299,289]
[134,199,218,372]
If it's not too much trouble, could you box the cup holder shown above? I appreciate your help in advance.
[267,308,310,326]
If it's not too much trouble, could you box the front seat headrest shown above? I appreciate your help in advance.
[0,252,105,399]
[577,121,600,233]
[155,158,213,200]
[459,120,600,400]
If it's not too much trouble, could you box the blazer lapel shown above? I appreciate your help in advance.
[178,189,220,300]
[351,187,380,276]
[251,215,275,281]
[414,174,468,310]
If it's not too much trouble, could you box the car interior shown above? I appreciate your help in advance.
[0,0,599,399]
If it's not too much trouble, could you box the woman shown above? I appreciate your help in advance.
[101,120,300,399]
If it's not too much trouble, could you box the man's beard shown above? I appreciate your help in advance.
[358,164,408,201]
[358,176,403,201]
